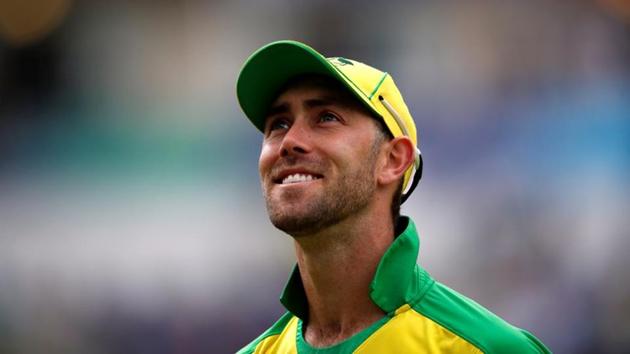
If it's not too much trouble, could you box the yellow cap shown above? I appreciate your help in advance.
[237,40,421,201]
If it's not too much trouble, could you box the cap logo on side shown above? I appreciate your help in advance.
[332,57,354,66]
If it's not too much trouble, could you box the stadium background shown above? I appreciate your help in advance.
[1,0,629,353]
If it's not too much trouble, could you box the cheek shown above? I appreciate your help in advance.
[258,143,276,176]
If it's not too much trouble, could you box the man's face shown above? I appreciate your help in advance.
[258,80,384,236]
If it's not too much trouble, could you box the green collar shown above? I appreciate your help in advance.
[280,216,424,319]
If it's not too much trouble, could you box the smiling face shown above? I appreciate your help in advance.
[258,76,386,236]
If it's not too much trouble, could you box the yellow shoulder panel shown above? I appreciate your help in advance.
[253,316,299,354]
[355,305,483,354]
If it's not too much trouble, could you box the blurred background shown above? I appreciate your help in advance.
[0,0,629,353]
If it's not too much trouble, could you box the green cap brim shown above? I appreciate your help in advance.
[237,40,353,132]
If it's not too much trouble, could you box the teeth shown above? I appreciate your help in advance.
[282,173,320,184]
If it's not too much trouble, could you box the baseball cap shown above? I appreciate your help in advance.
[236,40,422,203]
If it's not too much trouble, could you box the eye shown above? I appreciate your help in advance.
[266,117,290,133]
[319,112,340,123]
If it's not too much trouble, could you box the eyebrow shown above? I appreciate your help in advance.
[266,96,342,118]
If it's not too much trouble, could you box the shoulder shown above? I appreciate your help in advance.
[236,312,295,354]
[412,279,551,354]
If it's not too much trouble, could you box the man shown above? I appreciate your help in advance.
[235,40,550,353]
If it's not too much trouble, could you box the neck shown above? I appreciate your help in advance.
[293,206,394,347]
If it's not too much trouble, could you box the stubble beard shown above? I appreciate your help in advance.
[263,146,380,237]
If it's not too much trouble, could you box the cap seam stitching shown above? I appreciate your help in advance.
[330,64,370,100]
[368,72,389,99]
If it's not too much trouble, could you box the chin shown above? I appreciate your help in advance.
[269,214,322,237]
[265,199,323,236]
[267,202,307,227]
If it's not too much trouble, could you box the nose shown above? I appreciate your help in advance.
[279,121,311,157]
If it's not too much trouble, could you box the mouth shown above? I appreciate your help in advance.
[273,171,324,185]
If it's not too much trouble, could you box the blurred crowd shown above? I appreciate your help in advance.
[0,0,629,353]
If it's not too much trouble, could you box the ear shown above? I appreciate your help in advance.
[377,136,415,187]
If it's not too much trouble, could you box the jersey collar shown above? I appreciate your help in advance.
[279,216,424,319]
